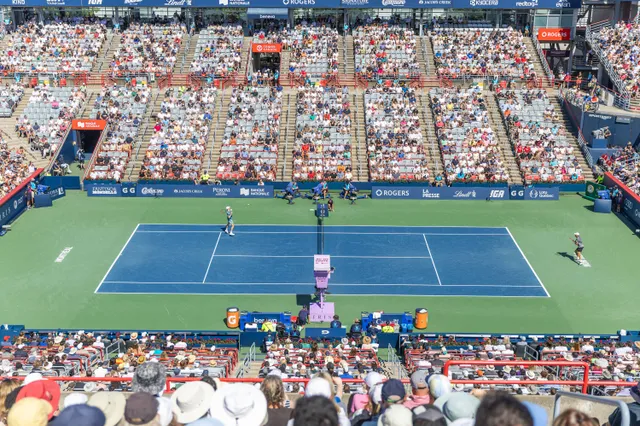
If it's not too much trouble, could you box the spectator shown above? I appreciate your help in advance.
[16,380,61,421]
[170,381,214,424]
[49,404,106,426]
[554,409,598,426]
[132,362,167,397]
[88,392,126,426]
[6,397,50,426]
[112,24,184,76]
[377,405,413,426]
[261,375,292,426]
[411,405,447,426]
[474,391,532,426]
[120,393,160,426]
[433,392,480,424]
[209,383,268,426]
[607,382,640,426]
[292,395,340,426]
[297,305,309,326]
[330,315,342,329]
[404,370,432,409]
[0,380,20,426]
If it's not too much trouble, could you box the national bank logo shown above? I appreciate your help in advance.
[469,0,499,6]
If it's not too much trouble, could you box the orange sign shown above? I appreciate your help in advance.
[252,43,282,54]
[72,119,107,131]
[537,28,572,42]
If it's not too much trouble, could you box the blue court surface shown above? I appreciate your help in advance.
[95,224,549,298]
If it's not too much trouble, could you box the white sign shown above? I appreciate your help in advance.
[314,255,331,272]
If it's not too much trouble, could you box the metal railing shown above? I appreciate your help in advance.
[235,342,256,378]
[281,92,292,181]
[206,88,225,172]
[386,343,408,379]
[81,123,110,183]
[531,34,555,83]
[556,91,595,169]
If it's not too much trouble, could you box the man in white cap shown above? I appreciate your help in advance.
[571,232,585,263]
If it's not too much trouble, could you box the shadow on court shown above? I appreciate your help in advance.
[557,251,576,262]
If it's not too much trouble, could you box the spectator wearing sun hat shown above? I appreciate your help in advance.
[88,392,126,426]
[404,370,432,409]
[15,379,61,420]
[433,391,480,425]
[120,393,160,426]
[608,382,640,426]
[377,404,413,426]
[171,381,215,424]
[209,383,268,426]
[132,362,167,396]
[6,397,51,426]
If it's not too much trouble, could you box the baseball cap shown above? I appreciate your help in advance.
[16,380,61,420]
[378,404,413,426]
[381,379,406,403]
[412,404,446,423]
[410,370,428,389]
[364,372,384,389]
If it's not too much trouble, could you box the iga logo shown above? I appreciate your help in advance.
[489,190,505,198]
[87,0,102,4]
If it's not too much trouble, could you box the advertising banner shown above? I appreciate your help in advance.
[0,169,42,227]
[47,187,66,201]
[524,187,560,200]
[86,183,122,197]
[121,182,137,197]
[252,43,282,53]
[135,184,274,198]
[585,181,607,200]
[509,185,525,200]
[305,328,347,339]
[371,186,509,200]
[72,119,107,131]
[450,0,580,8]
[537,28,572,41]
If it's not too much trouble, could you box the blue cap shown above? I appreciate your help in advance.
[381,379,406,403]
[49,404,106,426]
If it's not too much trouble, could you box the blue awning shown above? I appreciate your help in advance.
[247,8,289,20]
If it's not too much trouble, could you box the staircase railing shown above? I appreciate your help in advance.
[81,123,110,182]
[556,91,594,170]
[281,92,292,181]
[531,35,555,84]
[207,88,225,172]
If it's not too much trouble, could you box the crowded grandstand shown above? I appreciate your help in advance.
[0,3,639,426]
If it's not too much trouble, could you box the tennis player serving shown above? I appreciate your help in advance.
[223,206,235,236]
[571,232,584,264]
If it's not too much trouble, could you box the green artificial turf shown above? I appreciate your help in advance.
[0,191,637,334]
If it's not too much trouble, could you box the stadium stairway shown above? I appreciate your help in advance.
[416,38,430,78]
[238,37,252,77]
[206,87,231,174]
[0,88,47,169]
[522,37,552,88]
[418,92,444,180]
[124,89,162,182]
[278,89,295,181]
[78,87,101,119]
[422,37,436,78]
[546,90,595,181]
[353,89,368,181]
[280,49,292,82]
[94,31,120,73]
[179,33,198,74]
[486,91,526,185]
[345,35,354,77]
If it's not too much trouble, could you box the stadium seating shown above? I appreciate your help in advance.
[216,86,282,181]
[17,86,86,161]
[364,85,430,181]
[430,28,533,78]
[429,87,509,183]
[354,25,419,80]
[0,138,35,200]
[138,87,216,181]
[591,22,640,98]
[598,145,640,195]
[0,84,24,117]
[86,84,151,182]
[111,24,184,75]
[3,22,106,73]
[287,26,340,81]
[497,89,585,183]
[190,25,244,78]
[291,86,353,181]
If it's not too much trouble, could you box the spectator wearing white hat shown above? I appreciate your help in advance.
[171,381,215,424]
[209,383,268,426]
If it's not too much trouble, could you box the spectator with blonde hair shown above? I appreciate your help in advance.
[0,380,20,426]
[261,375,292,426]
[553,409,598,426]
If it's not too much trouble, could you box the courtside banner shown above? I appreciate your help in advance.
[509,185,525,200]
[86,183,122,197]
[604,172,640,227]
[252,43,282,53]
[47,187,66,201]
[0,169,42,227]
[135,184,274,198]
[371,186,509,200]
[305,328,347,339]
[72,119,107,131]
[524,187,560,201]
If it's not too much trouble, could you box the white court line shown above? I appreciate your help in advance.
[422,234,442,286]
[202,232,222,283]
[94,224,140,294]
[95,291,550,298]
[214,255,431,259]
[505,227,551,298]
[135,230,510,236]
[140,223,508,229]
[101,280,541,288]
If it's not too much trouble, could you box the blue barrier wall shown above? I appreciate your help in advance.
[40,176,81,190]
[604,172,640,227]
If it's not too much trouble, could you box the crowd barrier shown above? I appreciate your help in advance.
[0,168,43,227]
[603,172,640,227]
[371,186,560,200]
[85,183,274,198]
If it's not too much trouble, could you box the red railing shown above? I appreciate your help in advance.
[0,168,43,206]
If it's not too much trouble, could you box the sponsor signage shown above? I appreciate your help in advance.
[121,182,137,197]
[72,119,107,131]
[47,187,66,201]
[305,328,347,339]
[0,0,578,6]
[537,28,572,41]
[135,184,274,198]
[524,187,560,200]
[0,169,41,227]
[252,43,282,53]
[86,183,122,197]
[509,185,525,200]
[371,186,509,200]
[314,255,331,272]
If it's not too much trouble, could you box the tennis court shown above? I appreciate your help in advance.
[95,224,549,298]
